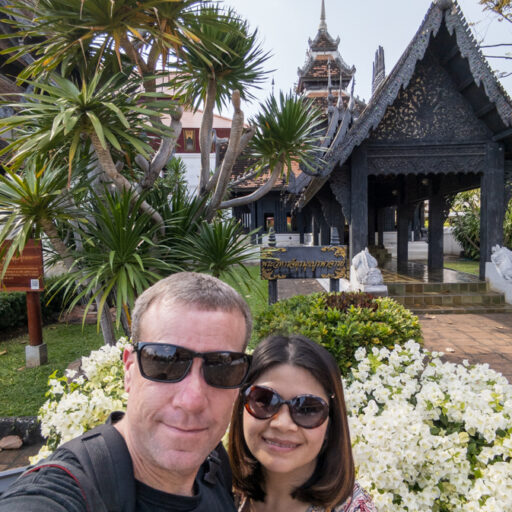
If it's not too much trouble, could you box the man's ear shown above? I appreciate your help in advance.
[123,346,136,393]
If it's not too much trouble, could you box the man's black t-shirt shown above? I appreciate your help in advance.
[0,432,236,512]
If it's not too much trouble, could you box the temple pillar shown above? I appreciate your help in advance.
[320,213,330,245]
[480,142,505,279]
[368,206,376,247]
[377,209,385,248]
[428,183,444,271]
[397,203,411,270]
[312,215,319,246]
[339,210,346,245]
[350,146,368,259]
[250,202,258,244]
[297,211,305,244]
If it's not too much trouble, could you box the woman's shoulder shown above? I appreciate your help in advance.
[333,481,377,512]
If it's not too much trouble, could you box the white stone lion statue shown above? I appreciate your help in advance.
[491,245,512,281]
[352,248,384,285]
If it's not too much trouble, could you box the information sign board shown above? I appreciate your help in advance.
[0,239,44,292]
[260,246,349,280]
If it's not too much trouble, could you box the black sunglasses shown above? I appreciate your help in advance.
[243,385,331,429]
[134,342,251,389]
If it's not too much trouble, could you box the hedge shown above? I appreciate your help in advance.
[0,276,67,332]
[254,292,422,376]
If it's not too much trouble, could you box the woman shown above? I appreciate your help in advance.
[229,334,376,512]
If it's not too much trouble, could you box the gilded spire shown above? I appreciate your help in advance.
[319,0,327,32]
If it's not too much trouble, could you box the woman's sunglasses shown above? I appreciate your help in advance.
[134,342,251,389]
[243,385,331,429]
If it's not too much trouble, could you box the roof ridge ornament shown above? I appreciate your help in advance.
[319,0,327,32]
[372,46,386,95]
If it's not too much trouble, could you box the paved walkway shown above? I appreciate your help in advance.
[276,279,512,382]
[419,313,512,382]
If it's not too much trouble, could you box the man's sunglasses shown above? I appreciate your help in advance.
[243,385,331,429]
[134,342,251,389]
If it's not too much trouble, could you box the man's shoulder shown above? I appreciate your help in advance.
[0,417,134,512]
[0,448,88,512]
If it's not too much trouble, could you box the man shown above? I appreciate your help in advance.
[0,272,252,511]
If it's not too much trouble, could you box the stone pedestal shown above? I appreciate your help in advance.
[25,343,48,368]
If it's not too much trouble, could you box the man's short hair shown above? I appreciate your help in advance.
[131,272,252,348]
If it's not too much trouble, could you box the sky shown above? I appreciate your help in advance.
[219,0,512,119]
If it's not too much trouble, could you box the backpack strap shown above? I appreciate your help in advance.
[61,423,135,512]
[203,442,233,491]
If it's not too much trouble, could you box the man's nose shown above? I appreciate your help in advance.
[172,358,209,411]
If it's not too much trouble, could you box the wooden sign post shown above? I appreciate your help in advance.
[0,240,47,367]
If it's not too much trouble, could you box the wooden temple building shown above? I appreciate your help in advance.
[232,0,512,280]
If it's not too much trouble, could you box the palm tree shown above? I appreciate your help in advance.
[209,91,324,213]
[52,187,177,336]
[0,165,84,276]
[173,4,270,194]
[0,71,175,228]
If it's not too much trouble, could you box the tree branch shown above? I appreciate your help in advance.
[219,161,283,209]
[121,36,150,76]
[205,126,256,194]
[140,106,183,190]
[89,131,164,232]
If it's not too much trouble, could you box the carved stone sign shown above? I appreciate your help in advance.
[0,239,44,292]
[260,246,348,280]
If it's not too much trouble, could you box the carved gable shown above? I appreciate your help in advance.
[368,52,492,143]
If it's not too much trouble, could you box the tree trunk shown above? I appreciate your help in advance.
[206,91,245,218]
[96,295,116,346]
[199,78,217,194]
[89,132,165,232]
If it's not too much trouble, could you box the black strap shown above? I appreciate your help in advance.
[62,423,135,512]
[203,443,232,491]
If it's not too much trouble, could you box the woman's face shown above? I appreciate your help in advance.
[242,363,329,482]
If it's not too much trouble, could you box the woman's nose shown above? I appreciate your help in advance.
[269,404,299,431]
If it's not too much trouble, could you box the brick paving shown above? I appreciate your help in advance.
[418,313,512,382]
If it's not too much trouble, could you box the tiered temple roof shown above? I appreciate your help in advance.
[296,0,355,101]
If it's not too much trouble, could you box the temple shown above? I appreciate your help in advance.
[233,0,512,280]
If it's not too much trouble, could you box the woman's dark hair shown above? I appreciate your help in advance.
[228,334,355,509]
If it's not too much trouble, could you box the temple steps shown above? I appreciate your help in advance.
[387,282,512,314]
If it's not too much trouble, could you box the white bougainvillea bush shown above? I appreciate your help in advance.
[33,339,512,511]
[32,338,129,462]
[346,340,512,512]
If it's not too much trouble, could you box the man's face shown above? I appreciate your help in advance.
[122,301,246,484]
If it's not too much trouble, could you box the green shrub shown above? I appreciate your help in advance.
[253,292,422,375]
[0,275,68,332]
[450,191,512,259]
[0,292,27,330]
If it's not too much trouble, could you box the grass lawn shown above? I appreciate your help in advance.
[444,259,479,276]
[0,265,268,417]
[0,324,107,416]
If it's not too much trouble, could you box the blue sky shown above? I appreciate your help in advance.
[220,0,512,118]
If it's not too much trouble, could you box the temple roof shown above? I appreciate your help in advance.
[295,0,512,207]
[297,0,355,94]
